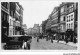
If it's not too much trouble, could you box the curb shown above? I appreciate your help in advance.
[53,40,77,47]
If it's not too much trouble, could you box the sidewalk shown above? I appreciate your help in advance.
[53,40,77,47]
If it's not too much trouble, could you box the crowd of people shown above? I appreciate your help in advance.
[37,31,77,44]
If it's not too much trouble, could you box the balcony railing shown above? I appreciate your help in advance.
[1,5,9,14]
[60,21,66,24]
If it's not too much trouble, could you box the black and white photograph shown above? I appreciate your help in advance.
[0,0,78,50]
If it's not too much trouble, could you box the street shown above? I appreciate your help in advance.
[31,37,77,50]
[1,37,77,50]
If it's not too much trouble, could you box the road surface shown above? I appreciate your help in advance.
[1,37,77,50]
[31,38,77,50]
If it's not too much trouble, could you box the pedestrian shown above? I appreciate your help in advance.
[22,40,27,49]
[22,36,27,49]
[65,35,68,43]
[37,37,39,42]
[57,33,59,43]
[51,34,53,43]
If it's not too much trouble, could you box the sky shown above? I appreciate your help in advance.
[19,1,62,29]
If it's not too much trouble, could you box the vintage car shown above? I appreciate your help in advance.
[4,35,32,50]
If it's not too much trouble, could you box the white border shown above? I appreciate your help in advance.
[0,0,80,54]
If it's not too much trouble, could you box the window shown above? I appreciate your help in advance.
[71,15,73,21]
[61,7,64,13]
[67,16,68,22]
[71,8,73,12]
[10,19,11,25]
[69,24,70,29]
[4,14,6,21]
[69,16,70,22]
[64,16,65,21]
[67,24,68,29]
[60,16,63,21]
[71,23,73,29]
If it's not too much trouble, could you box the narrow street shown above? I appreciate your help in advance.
[31,37,77,50]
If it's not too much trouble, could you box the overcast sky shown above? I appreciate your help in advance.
[19,1,62,29]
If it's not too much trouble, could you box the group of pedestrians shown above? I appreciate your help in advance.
[21,35,31,50]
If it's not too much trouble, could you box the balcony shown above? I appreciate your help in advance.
[51,24,58,28]
[60,21,66,24]
[1,5,9,14]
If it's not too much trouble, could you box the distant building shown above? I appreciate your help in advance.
[40,24,42,34]
[33,24,40,34]
[22,24,27,34]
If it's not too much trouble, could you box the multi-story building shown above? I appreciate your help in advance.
[42,20,46,35]
[45,2,78,43]
[1,2,24,43]
[9,2,23,35]
[9,2,16,36]
[1,2,9,42]
[19,4,24,35]
[15,2,21,35]
[59,3,68,40]
[46,16,52,33]
[50,7,60,34]
[66,2,78,42]
[45,7,60,39]
[27,28,33,35]
[33,24,40,33]
[33,24,40,36]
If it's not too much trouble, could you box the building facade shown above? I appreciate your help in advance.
[66,3,78,42]
[33,24,40,36]
[1,2,9,42]
[9,2,16,36]
[50,7,60,34]
[59,3,68,40]
[1,2,23,42]
[44,2,78,43]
